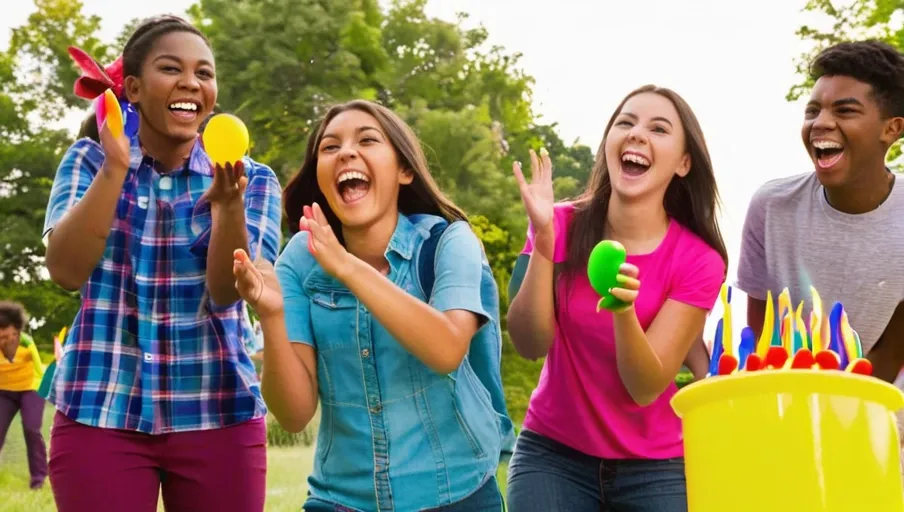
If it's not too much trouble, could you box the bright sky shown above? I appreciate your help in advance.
[2,0,835,345]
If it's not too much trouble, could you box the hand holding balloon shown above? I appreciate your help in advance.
[588,240,638,312]
[203,113,250,166]
[103,89,124,138]
[97,89,130,177]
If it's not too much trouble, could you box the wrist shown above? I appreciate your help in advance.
[612,304,636,318]
[533,225,556,260]
[335,255,363,284]
[211,199,246,217]
[535,222,555,239]
[100,163,128,182]
[259,308,286,323]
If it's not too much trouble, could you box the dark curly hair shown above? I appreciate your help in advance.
[0,301,27,331]
[810,40,904,118]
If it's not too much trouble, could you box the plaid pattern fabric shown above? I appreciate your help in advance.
[42,136,282,434]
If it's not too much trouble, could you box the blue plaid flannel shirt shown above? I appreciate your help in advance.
[42,136,282,434]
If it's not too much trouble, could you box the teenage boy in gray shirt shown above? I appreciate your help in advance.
[737,40,904,383]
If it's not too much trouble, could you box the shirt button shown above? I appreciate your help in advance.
[361,349,369,357]
[143,353,153,362]
[370,404,382,414]
[159,176,173,190]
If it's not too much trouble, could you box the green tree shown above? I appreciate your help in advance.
[4,0,593,411]
[0,0,106,348]
[6,0,110,122]
[790,0,904,169]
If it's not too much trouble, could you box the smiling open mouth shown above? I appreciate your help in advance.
[813,140,844,169]
[621,153,651,176]
[169,102,200,121]
[337,171,370,203]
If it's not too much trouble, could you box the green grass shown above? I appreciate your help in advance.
[0,403,508,511]
[0,402,55,512]
[0,403,313,512]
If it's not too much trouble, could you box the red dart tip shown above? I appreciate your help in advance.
[814,350,840,370]
[718,354,738,376]
[745,354,763,372]
[765,346,789,369]
[847,358,873,376]
[791,348,815,369]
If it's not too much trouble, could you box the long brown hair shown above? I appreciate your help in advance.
[283,100,467,241]
[562,85,728,278]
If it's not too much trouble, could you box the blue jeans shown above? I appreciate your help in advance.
[302,475,503,511]
[506,430,687,512]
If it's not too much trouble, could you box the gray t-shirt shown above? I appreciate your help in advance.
[737,172,904,354]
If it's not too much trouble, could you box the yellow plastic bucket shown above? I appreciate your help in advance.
[672,371,904,512]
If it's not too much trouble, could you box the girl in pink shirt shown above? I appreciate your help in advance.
[505,85,728,512]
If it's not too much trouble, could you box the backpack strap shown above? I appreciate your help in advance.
[416,220,449,299]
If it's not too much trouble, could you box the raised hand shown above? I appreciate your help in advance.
[513,148,556,259]
[98,118,131,179]
[233,249,284,318]
[299,202,357,282]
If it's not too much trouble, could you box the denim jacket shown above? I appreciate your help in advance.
[275,213,504,511]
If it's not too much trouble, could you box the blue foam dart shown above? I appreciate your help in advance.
[828,302,847,370]
[738,327,756,371]
[708,319,724,377]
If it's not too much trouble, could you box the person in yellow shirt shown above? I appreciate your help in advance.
[0,301,47,489]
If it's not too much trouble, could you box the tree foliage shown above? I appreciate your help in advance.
[0,0,108,345]
[2,0,598,415]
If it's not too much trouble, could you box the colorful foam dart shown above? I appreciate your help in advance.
[737,327,755,371]
[756,290,775,358]
[778,288,792,352]
[790,348,815,369]
[744,353,763,372]
[845,358,873,376]
[810,287,825,353]
[814,350,841,370]
[708,319,725,377]
[720,284,733,357]
[764,346,789,369]
[829,302,848,370]
[718,353,739,376]
[794,301,808,352]
[840,311,860,363]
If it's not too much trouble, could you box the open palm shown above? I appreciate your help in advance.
[233,249,284,318]
[513,148,554,230]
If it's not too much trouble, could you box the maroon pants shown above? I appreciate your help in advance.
[49,412,267,512]
[0,390,48,488]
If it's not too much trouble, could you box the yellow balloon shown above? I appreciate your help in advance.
[202,113,250,165]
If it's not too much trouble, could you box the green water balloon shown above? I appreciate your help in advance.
[588,239,628,312]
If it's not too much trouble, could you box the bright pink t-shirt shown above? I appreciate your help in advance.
[520,202,726,459]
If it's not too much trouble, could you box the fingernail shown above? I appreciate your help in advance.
[540,147,548,156]
[515,161,522,168]
[616,275,627,284]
